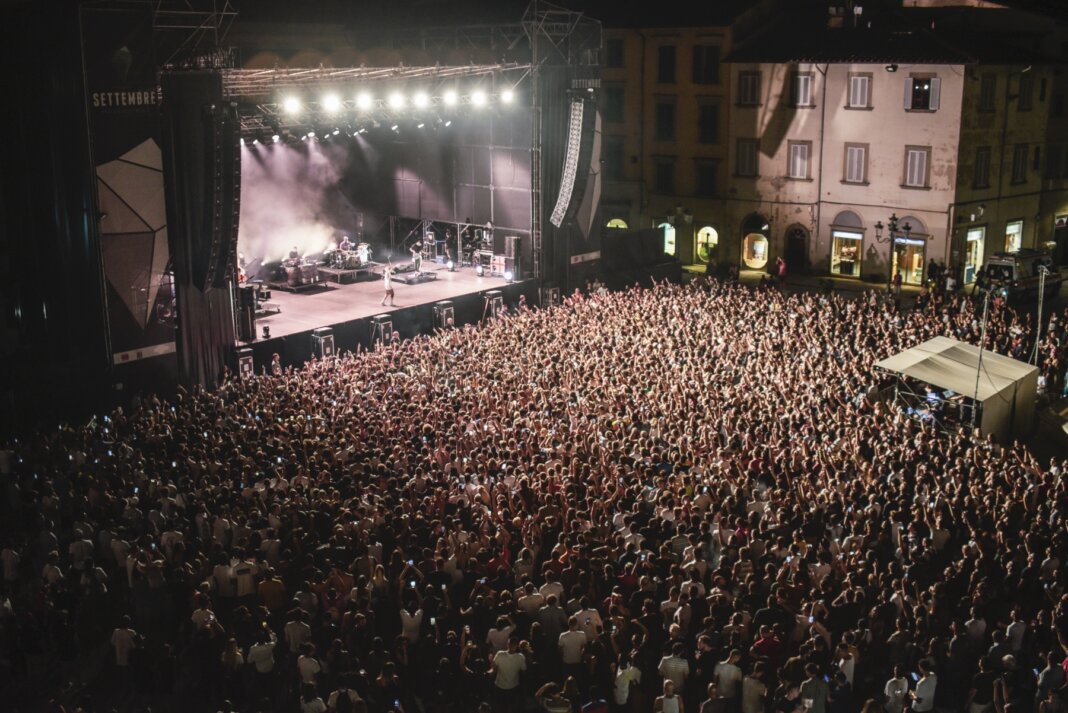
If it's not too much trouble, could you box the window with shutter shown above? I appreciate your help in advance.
[792,73,814,107]
[787,141,811,179]
[904,146,930,188]
[847,74,871,109]
[844,143,867,184]
[738,71,761,106]
[736,139,758,177]
[906,76,938,111]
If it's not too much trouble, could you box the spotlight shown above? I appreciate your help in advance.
[272,134,280,143]
[307,130,316,138]
[504,270,514,282]
[239,137,245,145]
[471,90,487,107]
[356,92,374,111]
[885,64,899,73]
[301,134,308,141]
[417,122,425,129]
[332,128,340,135]
[447,260,455,272]
[443,90,459,106]
[322,93,342,113]
[413,92,430,109]
[501,89,515,104]
[444,120,452,127]
[390,124,399,131]
[251,138,258,145]
[475,264,484,277]
[388,92,406,109]
[282,96,302,114]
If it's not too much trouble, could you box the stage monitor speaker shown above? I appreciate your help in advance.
[540,286,561,307]
[371,315,393,346]
[236,347,254,380]
[483,290,504,319]
[312,327,335,359]
[434,301,455,329]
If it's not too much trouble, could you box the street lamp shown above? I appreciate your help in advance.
[873,213,913,289]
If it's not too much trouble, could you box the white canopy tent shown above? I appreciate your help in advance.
[874,336,1038,442]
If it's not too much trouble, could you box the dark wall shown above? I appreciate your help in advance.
[0,1,112,436]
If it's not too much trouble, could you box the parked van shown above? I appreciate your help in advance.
[983,249,1062,299]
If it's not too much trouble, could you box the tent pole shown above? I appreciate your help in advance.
[972,290,991,430]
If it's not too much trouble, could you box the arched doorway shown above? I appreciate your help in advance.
[606,218,628,229]
[741,213,770,270]
[784,224,808,273]
[696,226,719,264]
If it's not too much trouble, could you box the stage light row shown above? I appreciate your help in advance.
[240,117,459,145]
[279,88,517,116]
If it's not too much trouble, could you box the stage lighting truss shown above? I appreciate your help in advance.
[237,83,523,139]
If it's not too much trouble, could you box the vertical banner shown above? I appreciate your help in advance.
[82,5,176,365]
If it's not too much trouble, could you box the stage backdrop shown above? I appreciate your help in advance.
[82,5,176,366]
[238,111,533,269]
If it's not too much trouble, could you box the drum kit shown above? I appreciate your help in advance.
[325,243,373,270]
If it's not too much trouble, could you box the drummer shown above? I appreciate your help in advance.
[339,235,354,252]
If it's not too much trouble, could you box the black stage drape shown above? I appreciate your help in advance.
[159,71,237,387]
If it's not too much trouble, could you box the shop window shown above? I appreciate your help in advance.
[696,226,719,264]
[892,238,926,286]
[964,227,984,284]
[658,222,676,256]
[1005,220,1023,252]
[742,233,768,269]
[830,231,862,277]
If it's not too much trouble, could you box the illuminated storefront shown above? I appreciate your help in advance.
[658,222,676,256]
[831,231,862,277]
[1004,220,1022,253]
[696,226,719,264]
[740,213,770,270]
[964,227,984,284]
[892,237,926,285]
[829,211,865,278]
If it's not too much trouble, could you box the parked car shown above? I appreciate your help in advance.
[983,249,1063,299]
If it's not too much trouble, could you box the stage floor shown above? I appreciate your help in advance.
[247,264,511,342]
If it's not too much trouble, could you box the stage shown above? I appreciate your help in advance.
[236,263,535,369]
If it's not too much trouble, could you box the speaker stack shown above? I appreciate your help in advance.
[237,285,257,342]
[434,301,455,329]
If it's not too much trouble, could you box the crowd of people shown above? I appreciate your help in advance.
[1,278,1068,713]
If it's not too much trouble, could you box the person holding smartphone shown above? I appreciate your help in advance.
[910,660,937,713]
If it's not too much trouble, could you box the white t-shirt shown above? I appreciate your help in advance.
[742,676,767,713]
[110,627,138,666]
[297,654,322,684]
[400,608,423,643]
[614,664,641,705]
[559,630,587,664]
[493,650,527,690]
[884,676,909,713]
[487,625,516,653]
[713,661,743,698]
[248,641,276,673]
